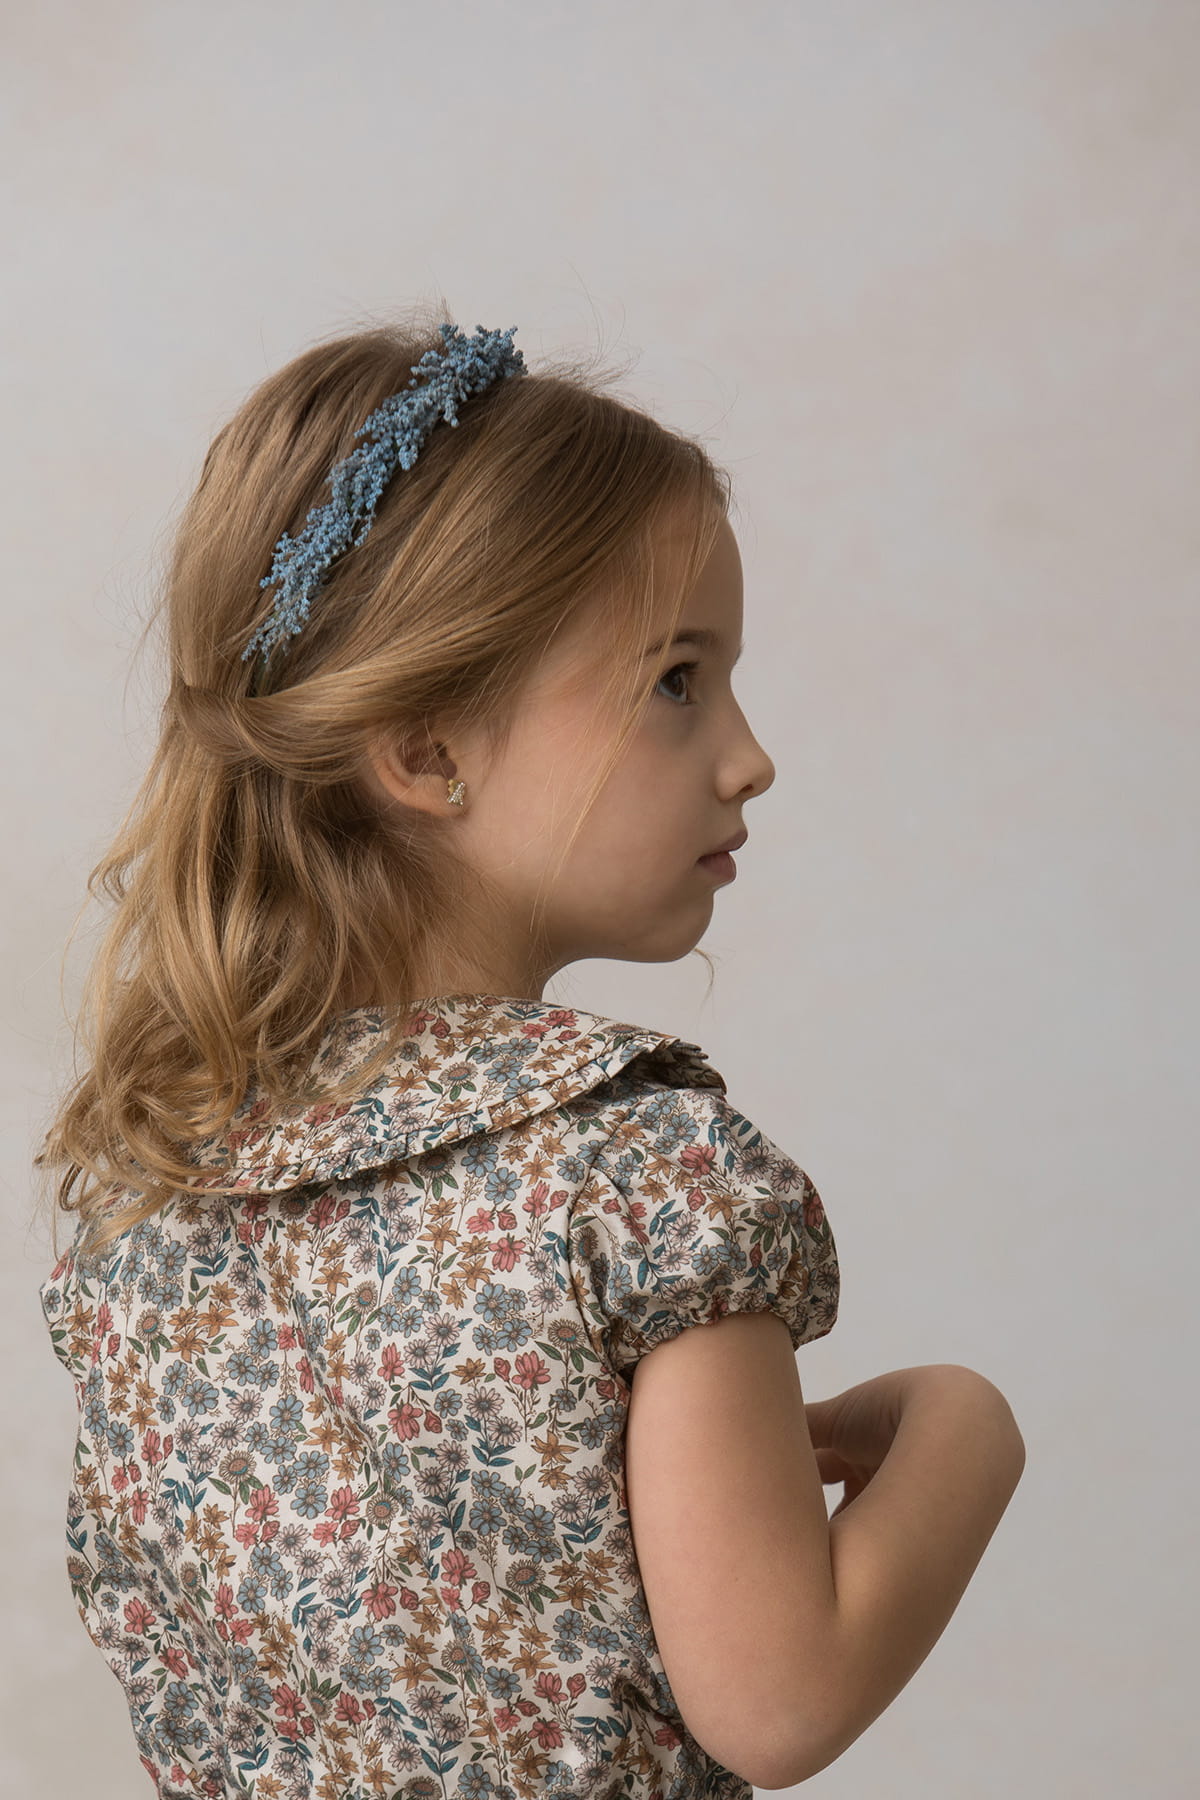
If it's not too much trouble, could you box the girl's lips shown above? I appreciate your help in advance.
[696,850,737,882]
[702,829,748,857]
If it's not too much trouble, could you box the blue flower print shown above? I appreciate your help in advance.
[236,1572,267,1613]
[269,1394,303,1432]
[181,1374,219,1418]
[272,1461,298,1497]
[385,1268,422,1309]
[225,1350,261,1386]
[82,1391,109,1437]
[292,1450,328,1484]
[248,1543,291,1601]
[161,1360,188,1398]
[461,1137,499,1175]
[155,1242,188,1282]
[347,1624,383,1663]
[291,1479,327,1520]
[107,1421,135,1460]
[484,1665,521,1702]
[485,1166,521,1207]
[240,1673,272,1710]
[246,1319,277,1358]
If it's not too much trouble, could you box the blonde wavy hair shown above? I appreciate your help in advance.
[35,299,731,1259]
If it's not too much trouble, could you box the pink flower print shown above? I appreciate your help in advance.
[124,1598,156,1636]
[142,1429,163,1465]
[497,1209,517,1230]
[513,1351,550,1393]
[310,1194,338,1233]
[234,1486,278,1546]
[680,1142,716,1178]
[249,1486,278,1524]
[304,1101,352,1129]
[363,1580,398,1621]
[326,1486,359,1524]
[236,1214,267,1248]
[387,1400,422,1439]
[533,1671,565,1704]
[130,1488,148,1524]
[525,1183,565,1222]
[492,1236,525,1271]
[272,1683,315,1741]
[378,1344,404,1380]
[313,1486,360,1545]
[442,1548,477,1587]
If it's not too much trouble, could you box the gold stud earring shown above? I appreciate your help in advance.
[447,777,467,807]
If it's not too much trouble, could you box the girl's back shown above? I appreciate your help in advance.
[42,994,839,1796]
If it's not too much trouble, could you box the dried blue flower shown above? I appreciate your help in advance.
[242,322,527,680]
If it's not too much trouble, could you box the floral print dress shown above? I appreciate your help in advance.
[40,994,840,1800]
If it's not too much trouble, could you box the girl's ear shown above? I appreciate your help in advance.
[365,727,464,818]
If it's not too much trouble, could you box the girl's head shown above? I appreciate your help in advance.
[38,301,773,1251]
[359,499,774,1002]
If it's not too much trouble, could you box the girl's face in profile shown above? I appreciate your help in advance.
[367,510,776,999]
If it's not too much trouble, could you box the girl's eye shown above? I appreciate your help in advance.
[655,660,699,706]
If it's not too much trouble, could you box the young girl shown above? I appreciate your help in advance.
[36,311,1026,1800]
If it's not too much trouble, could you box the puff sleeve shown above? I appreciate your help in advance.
[568,1080,840,1382]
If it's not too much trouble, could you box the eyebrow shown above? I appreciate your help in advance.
[643,628,745,663]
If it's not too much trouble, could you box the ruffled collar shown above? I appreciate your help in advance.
[184,992,725,1195]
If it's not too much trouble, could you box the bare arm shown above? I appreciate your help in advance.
[624,1326,1025,1791]
[786,1367,1026,1784]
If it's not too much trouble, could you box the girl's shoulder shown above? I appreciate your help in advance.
[178,994,728,1199]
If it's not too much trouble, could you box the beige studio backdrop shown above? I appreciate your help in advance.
[3,2,1196,1795]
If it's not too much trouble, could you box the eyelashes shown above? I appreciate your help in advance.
[655,660,700,706]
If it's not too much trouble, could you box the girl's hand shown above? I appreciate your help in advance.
[805,1365,962,1519]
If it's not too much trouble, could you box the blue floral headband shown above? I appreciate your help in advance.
[242,321,527,682]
